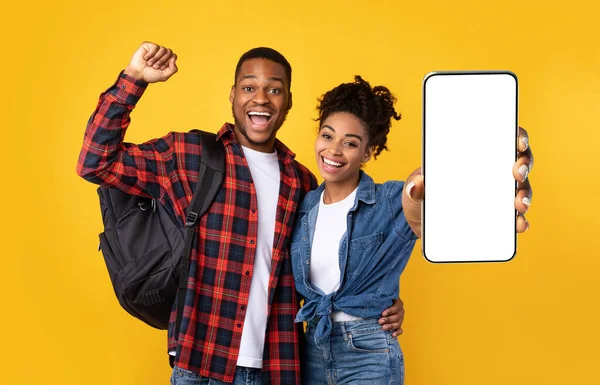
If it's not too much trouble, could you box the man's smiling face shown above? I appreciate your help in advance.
[229,58,292,153]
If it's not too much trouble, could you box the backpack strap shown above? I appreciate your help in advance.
[173,130,225,355]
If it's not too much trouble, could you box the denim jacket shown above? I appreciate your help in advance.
[291,171,418,347]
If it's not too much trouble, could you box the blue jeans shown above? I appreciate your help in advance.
[302,318,404,385]
[170,365,262,385]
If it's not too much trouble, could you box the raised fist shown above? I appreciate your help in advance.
[123,42,178,83]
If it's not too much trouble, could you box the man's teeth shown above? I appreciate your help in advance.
[248,111,272,117]
[323,158,343,167]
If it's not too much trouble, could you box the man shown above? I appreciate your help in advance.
[77,42,404,385]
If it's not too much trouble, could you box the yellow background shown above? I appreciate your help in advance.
[2,0,599,384]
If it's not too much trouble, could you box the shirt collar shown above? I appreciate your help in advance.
[355,170,376,205]
[299,170,376,213]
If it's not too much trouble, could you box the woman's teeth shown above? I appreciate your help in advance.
[323,158,343,167]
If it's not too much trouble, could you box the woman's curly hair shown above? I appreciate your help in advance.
[316,75,401,159]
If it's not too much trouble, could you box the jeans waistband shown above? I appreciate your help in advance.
[308,317,382,337]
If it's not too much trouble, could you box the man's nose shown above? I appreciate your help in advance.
[253,88,268,104]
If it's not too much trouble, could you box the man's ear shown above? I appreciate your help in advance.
[229,85,235,104]
[287,92,293,111]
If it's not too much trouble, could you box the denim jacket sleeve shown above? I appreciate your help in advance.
[384,180,419,242]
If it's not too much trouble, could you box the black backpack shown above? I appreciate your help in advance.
[97,130,225,330]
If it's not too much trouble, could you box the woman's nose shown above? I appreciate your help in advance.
[327,145,342,155]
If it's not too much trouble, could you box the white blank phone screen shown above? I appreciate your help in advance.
[423,72,517,263]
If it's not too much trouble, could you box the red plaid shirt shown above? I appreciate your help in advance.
[77,73,317,384]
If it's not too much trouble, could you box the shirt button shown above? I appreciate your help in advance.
[237,323,242,328]
[241,305,246,310]
[250,240,255,244]
[251,209,256,213]
[245,271,250,276]
[302,237,306,241]
[306,260,310,265]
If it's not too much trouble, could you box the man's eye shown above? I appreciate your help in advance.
[242,86,253,92]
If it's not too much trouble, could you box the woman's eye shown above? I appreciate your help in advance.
[270,89,281,94]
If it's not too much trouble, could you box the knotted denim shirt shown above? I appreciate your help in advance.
[291,171,418,348]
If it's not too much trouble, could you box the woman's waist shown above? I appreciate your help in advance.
[331,310,364,322]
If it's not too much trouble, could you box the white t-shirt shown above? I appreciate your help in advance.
[236,145,280,368]
[309,188,362,322]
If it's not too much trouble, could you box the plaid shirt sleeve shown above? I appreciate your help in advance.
[77,72,184,203]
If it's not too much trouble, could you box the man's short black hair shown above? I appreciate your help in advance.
[234,47,292,91]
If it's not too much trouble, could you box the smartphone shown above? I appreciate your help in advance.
[422,71,518,263]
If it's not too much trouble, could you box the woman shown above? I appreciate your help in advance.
[291,76,417,385]
[291,76,533,384]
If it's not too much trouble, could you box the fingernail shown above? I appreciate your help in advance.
[521,136,529,151]
[405,181,415,198]
[518,165,529,182]
[525,219,530,231]
[522,197,531,207]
